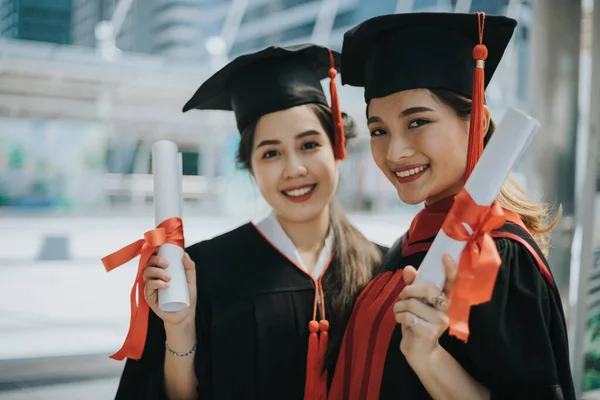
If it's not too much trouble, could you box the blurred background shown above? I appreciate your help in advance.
[0,0,599,398]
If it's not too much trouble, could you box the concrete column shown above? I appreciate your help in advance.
[526,0,581,317]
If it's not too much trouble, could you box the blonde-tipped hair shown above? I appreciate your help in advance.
[496,173,562,256]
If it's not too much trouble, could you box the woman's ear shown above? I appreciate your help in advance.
[483,105,491,137]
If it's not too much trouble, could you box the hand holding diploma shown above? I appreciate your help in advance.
[143,252,197,328]
[413,108,541,342]
[101,140,191,361]
[394,255,458,366]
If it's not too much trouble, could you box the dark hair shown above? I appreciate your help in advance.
[237,103,382,375]
[429,89,561,255]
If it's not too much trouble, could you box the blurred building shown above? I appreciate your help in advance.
[71,0,153,53]
[0,0,535,215]
[1,0,73,44]
[1,0,599,397]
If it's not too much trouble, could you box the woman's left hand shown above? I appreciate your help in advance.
[393,253,458,368]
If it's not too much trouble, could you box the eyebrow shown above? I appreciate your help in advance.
[255,130,322,149]
[400,106,435,117]
[367,106,435,125]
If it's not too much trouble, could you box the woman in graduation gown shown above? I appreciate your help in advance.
[327,12,576,400]
[109,44,386,400]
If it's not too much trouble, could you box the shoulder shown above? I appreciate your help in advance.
[373,242,390,257]
[186,223,256,258]
[185,223,260,279]
[492,222,556,290]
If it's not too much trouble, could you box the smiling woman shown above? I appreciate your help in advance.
[113,44,385,400]
[328,12,575,400]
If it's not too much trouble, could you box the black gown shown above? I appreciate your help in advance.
[328,198,575,400]
[114,212,386,399]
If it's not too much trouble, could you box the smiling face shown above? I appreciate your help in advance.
[367,89,473,205]
[249,104,339,224]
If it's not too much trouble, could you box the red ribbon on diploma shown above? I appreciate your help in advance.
[101,217,184,360]
[441,189,505,342]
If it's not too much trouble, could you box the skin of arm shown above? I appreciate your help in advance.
[164,319,199,400]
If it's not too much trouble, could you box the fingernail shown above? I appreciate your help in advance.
[161,260,169,268]
[166,274,172,281]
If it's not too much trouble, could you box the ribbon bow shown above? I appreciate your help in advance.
[441,189,505,342]
[101,217,184,360]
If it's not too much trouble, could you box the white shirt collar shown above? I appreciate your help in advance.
[251,210,333,281]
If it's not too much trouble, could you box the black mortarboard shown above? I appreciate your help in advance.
[341,12,517,102]
[342,12,517,178]
[182,44,334,129]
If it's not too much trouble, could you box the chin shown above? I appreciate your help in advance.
[395,188,427,206]
[276,201,329,224]
[280,208,323,224]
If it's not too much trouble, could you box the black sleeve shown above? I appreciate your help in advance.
[192,243,213,399]
[114,242,213,399]
[456,237,575,400]
[114,308,169,400]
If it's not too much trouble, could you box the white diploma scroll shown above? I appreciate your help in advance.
[414,108,540,289]
[151,140,190,312]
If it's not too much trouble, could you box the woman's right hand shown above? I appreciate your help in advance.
[143,252,197,329]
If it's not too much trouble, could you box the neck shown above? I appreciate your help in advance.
[276,206,330,254]
[424,179,464,206]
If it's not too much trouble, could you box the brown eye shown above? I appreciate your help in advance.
[369,128,386,137]
[302,141,319,150]
[263,150,279,159]
[408,119,429,129]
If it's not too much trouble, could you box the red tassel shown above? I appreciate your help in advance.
[304,320,320,399]
[316,320,329,399]
[465,12,487,181]
[327,49,346,160]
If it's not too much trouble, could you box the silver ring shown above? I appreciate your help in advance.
[407,315,420,327]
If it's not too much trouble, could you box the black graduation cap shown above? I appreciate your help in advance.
[342,12,517,178]
[182,43,347,159]
[341,12,517,102]
[182,44,337,130]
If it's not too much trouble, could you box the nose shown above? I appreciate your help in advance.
[283,154,308,179]
[386,132,414,164]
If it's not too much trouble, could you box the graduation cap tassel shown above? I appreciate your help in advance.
[304,285,329,400]
[316,284,329,399]
[305,320,320,397]
[465,12,487,181]
[328,48,346,160]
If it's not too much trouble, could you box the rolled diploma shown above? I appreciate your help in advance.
[413,108,540,289]
[152,140,190,312]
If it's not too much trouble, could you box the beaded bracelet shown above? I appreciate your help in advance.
[165,340,197,357]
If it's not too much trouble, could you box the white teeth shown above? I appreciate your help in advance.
[395,165,428,178]
[284,186,313,197]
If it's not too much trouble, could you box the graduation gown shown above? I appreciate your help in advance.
[328,197,575,400]
[114,211,386,400]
